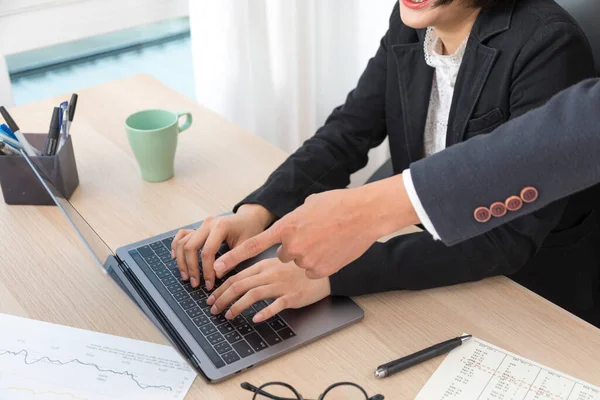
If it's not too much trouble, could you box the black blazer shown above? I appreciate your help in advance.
[236,0,600,324]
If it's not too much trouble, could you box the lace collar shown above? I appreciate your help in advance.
[423,26,469,69]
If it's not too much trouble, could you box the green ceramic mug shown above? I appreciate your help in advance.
[125,109,193,182]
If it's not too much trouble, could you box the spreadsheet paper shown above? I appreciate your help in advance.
[416,336,600,400]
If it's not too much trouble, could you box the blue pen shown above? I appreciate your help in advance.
[58,101,69,149]
[1,118,44,155]
[0,106,38,156]
[59,101,67,131]
[0,124,17,141]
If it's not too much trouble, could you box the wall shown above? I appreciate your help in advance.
[0,0,189,106]
[0,0,189,56]
[190,0,396,185]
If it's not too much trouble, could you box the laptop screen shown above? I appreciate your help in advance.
[19,149,204,372]
[21,150,115,272]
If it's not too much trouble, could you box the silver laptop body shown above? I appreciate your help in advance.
[22,151,364,382]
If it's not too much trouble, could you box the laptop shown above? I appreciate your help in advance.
[22,151,364,383]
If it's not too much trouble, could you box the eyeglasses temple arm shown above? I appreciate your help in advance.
[240,382,300,400]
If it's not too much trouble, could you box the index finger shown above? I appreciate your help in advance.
[171,229,194,257]
[214,223,283,278]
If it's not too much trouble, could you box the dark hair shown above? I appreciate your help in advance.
[434,0,509,8]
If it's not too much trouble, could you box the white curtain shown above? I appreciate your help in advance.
[0,56,13,107]
[189,0,395,185]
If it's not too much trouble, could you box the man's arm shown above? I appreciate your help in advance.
[411,78,600,246]
[216,79,600,280]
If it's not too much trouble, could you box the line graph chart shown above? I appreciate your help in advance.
[0,313,196,400]
[0,349,173,391]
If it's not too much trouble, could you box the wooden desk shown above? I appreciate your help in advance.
[1,75,599,399]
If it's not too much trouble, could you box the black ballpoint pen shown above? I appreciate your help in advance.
[374,335,472,378]
[44,107,61,156]
[66,93,78,136]
[57,94,78,151]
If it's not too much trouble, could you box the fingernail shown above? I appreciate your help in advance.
[190,277,197,287]
[210,305,219,315]
[180,271,188,280]
[205,280,213,291]
[225,310,233,320]
[206,295,215,305]
[214,261,225,274]
[171,249,175,259]
[253,313,265,323]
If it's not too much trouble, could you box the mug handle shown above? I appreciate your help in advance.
[177,112,193,133]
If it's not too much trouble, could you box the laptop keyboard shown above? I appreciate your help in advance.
[128,237,296,369]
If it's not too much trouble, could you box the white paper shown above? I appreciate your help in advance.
[416,336,600,400]
[0,313,196,400]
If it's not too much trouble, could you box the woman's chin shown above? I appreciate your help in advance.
[399,1,436,29]
[400,14,434,30]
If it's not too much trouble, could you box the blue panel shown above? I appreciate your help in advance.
[12,37,196,106]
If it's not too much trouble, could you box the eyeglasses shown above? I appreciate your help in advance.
[241,381,384,400]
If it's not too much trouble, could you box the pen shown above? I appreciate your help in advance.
[58,94,77,150]
[60,101,68,133]
[58,102,64,130]
[0,124,17,141]
[66,93,78,137]
[0,142,19,156]
[0,132,34,154]
[58,101,69,149]
[44,107,61,156]
[374,335,472,378]
[0,106,38,157]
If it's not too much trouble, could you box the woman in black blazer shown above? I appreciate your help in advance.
[174,0,600,326]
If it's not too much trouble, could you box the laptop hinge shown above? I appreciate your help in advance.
[115,254,126,266]
[106,253,203,373]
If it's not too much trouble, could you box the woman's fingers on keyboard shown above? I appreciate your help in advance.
[174,231,194,281]
[183,223,213,288]
[201,220,231,291]
[226,284,277,320]
[212,273,270,317]
[207,262,263,307]
[171,229,193,259]
[252,297,288,323]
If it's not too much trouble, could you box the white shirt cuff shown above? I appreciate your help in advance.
[402,169,441,240]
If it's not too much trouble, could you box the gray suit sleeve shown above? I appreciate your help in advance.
[409,78,600,246]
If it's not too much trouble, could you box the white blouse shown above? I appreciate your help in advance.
[422,27,469,157]
[400,28,471,241]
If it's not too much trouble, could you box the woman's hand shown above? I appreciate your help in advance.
[171,204,276,291]
[206,258,331,323]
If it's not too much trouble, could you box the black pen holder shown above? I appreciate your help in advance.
[0,133,79,205]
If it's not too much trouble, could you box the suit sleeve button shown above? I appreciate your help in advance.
[521,187,539,203]
[505,196,523,211]
[490,202,507,217]
[474,207,492,223]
